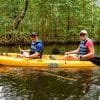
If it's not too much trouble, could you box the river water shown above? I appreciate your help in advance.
[0,44,100,100]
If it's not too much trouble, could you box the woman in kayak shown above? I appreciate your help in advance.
[18,32,43,59]
[50,30,95,60]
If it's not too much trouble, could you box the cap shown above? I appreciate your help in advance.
[30,32,38,36]
[80,30,87,35]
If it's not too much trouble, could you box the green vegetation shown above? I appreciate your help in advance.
[0,0,100,44]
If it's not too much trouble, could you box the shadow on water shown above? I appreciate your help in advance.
[0,67,99,100]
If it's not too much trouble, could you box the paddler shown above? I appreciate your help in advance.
[50,30,95,60]
[18,32,43,59]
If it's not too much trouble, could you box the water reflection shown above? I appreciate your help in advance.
[0,67,99,100]
[0,45,100,100]
[82,68,100,100]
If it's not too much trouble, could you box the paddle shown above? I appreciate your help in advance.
[18,45,23,53]
[51,48,63,54]
[18,45,30,58]
[18,45,22,51]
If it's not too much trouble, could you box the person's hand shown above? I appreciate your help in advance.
[77,55,83,60]
[65,52,70,55]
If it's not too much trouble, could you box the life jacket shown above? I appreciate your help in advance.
[79,39,88,55]
[30,40,43,58]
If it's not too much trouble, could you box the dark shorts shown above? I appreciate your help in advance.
[30,51,35,55]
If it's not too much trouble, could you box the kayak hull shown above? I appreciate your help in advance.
[0,53,96,69]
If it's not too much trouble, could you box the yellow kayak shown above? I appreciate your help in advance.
[0,53,97,69]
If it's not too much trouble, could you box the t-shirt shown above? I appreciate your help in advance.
[85,39,94,53]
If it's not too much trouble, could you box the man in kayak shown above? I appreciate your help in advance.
[18,32,43,59]
[50,30,95,60]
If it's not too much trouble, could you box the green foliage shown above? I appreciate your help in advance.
[0,0,100,42]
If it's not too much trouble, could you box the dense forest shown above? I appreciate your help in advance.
[0,0,100,44]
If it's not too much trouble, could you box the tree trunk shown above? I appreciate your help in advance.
[13,0,29,30]
[91,0,94,35]
[82,0,86,24]
[67,6,70,34]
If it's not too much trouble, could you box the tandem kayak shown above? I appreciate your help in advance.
[0,53,99,69]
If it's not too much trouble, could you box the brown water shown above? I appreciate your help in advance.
[0,44,100,100]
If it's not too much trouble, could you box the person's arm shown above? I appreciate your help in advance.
[28,52,40,58]
[20,49,30,52]
[65,47,79,55]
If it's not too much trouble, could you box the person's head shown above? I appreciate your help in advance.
[30,32,38,42]
[79,30,88,40]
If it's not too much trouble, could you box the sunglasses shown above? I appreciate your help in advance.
[80,34,86,36]
[31,36,36,38]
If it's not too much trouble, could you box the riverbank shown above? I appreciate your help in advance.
[0,34,100,45]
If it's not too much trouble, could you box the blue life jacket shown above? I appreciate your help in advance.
[79,39,88,55]
[30,40,43,54]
